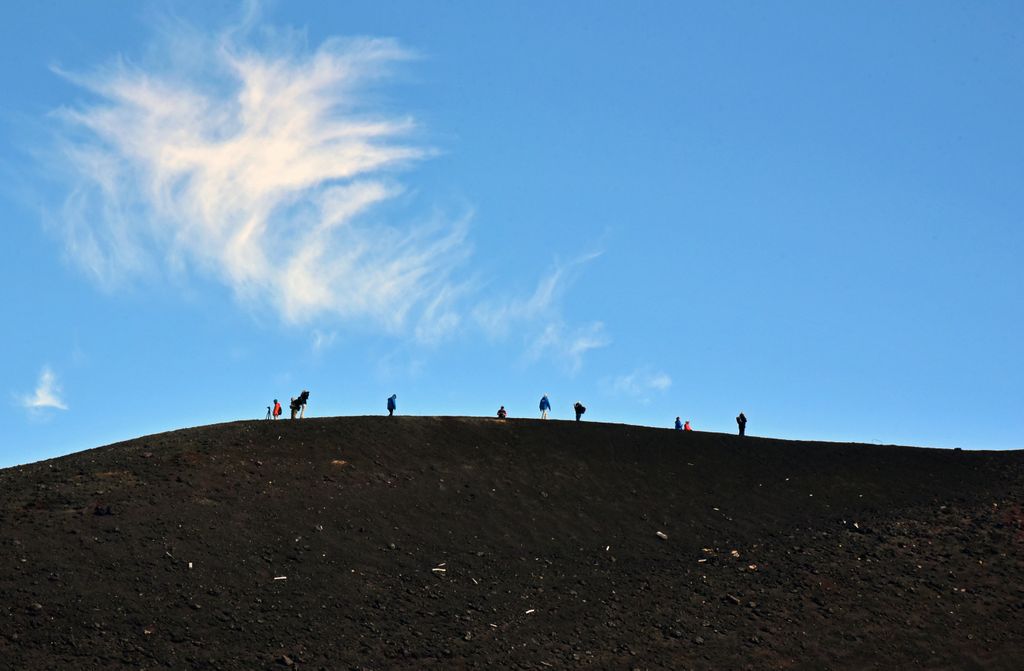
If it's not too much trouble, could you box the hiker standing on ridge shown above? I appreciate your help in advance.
[497,406,507,419]
[273,399,282,420]
[539,394,551,419]
[675,416,682,430]
[573,401,586,422]
[737,412,747,436]
[684,420,692,431]
[387,394,397,416]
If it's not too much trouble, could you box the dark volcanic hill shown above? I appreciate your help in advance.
[1,417,1022,670]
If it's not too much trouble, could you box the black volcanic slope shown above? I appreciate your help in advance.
[1,417,1022,670]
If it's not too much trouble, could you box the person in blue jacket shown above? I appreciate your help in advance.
[539,394,551,419]
[387,394,397,417]
[675,416,682,430]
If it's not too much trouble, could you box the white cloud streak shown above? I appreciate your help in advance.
[609,368,672,399]
[473,251,602,339]
[21,367,68,411]
[474,251,610,372]
[51,24,467,333]
[527,321,612,375]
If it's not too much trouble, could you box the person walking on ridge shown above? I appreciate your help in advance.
[387,394,397,416]
[497,405,507,419]
[737,412,747,436]
[675,416,682,430]
[573,401,586,422]
[272,399,282,420]
[539,394,551,419]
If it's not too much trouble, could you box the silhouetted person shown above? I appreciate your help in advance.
[674,416,682,430]
[684,420,692,431]
[291,391,310,419]
[265,406,272,420]
[387,394,397,416]
[737,412,747,436]
[497,405,507,419]
[574,401,586,422]
[273,399,282,420]
[539,394,551,419]
[289,397,297,419]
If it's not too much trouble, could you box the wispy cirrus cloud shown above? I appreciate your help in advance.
[20,367,68,411]
[475,251,610,372]
[607,367,672,402]
[49,19,467,334]
[473,251,602,338]
[526,320,612,375]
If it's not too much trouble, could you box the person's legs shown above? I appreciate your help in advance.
[389,408,394,416]
[541,409,548,419]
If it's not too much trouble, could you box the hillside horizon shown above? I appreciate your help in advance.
[2,415,1022,669]
[9,414,1013,471]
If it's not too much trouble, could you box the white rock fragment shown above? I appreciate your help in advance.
[656,531,668,540]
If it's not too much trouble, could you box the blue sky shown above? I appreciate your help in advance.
[2,1,1022,465]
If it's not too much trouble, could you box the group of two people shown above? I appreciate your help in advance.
[539,394,587,421]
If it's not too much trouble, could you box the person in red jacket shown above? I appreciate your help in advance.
[684,420,692,431]
[272,399,282,420]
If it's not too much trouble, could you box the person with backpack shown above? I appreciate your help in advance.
[272,399,282,420]
[290,391,310,419]
[539,394,551,419]
[573,401,586,422]
[497,405,507,419]
[736,412,747,436]
[387,394,397,416]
